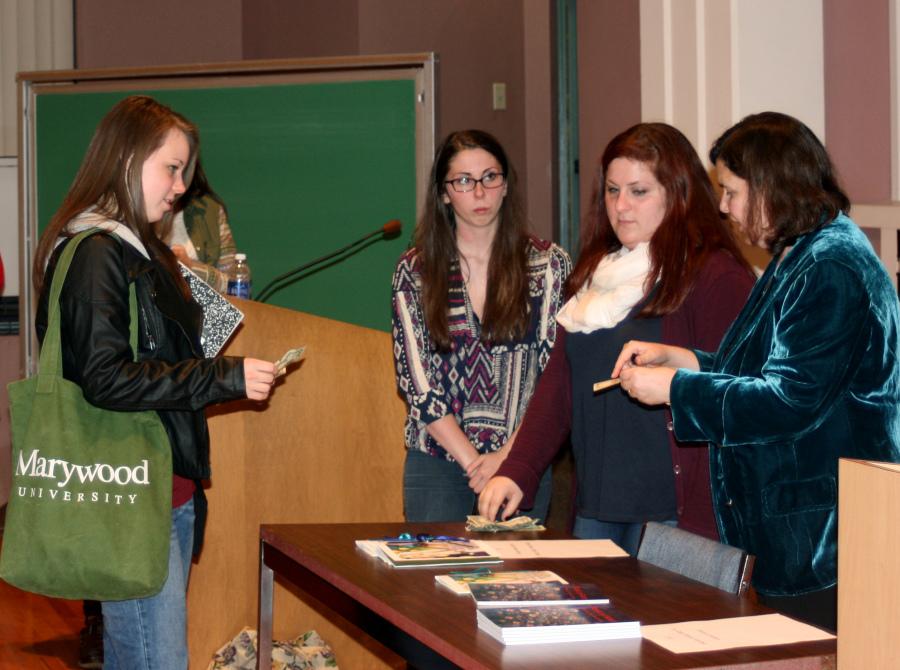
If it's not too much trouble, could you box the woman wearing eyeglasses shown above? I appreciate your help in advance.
[391,129,571,522]
[478,123,755,554]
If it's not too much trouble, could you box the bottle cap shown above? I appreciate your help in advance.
[235,253,247,261]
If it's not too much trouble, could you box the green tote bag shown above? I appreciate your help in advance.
[0,229,173,601]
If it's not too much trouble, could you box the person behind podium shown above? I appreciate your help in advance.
[611,111,900,630]
[32,95,279,669]
[392,129,572,522]
[478,122,755,554]
[163,158,237,294]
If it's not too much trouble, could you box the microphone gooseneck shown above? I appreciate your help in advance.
[255,220,403,303]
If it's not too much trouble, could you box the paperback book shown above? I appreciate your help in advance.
[476,604,641,645]
[469,582,609,608]
[435,569,566,595]
[355,537,502,568]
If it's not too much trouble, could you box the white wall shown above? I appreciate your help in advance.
[640,0,825,152]
[732,0,825,140]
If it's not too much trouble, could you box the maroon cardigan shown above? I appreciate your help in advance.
[496,251,755,540]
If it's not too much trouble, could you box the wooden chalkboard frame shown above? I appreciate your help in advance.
[17,54,436,373]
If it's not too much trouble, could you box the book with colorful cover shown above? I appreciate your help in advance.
[476,604,641,645]
[435,569,567,595]
[356,537,502,568]
[469,582,609,608]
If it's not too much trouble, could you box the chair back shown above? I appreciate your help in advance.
[636,522,755,595]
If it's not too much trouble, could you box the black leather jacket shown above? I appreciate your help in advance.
[36,232,246,482]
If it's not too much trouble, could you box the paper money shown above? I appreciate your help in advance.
[465,515,546,533]
[275,346,306,375]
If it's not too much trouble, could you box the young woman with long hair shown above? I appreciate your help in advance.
[33,95,277,668]
[392,129,571,522]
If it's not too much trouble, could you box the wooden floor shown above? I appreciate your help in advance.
[0,535,84,669]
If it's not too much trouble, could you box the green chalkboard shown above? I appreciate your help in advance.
[29,66,430,333]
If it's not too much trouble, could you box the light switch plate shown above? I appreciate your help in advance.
[492,82,507,110]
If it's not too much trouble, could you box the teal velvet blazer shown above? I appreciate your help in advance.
[671,214,900,597]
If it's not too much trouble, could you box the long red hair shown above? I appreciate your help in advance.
[566,123,750,314]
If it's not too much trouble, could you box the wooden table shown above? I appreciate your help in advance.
[257,522,836,669]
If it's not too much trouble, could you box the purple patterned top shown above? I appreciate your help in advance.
[391,237,571,460]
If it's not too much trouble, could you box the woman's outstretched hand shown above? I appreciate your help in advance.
[243,358,278,401]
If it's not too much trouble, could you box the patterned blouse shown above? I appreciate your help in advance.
[391,237,571,460]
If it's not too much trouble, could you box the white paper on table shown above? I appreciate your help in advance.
[641,613,835,653]
[483,539,628,559]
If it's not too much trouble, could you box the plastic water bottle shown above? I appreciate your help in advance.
[227,253,252,299]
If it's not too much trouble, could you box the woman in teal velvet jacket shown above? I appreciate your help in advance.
[613,112,900,631]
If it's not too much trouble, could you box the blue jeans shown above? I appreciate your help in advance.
[573,515,676,556]
[403,449,553,523]
[102,499,195,670]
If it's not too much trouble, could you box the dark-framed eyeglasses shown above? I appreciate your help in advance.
[444,172,506,193]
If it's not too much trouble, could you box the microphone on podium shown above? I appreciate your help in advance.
[256,219,403,303]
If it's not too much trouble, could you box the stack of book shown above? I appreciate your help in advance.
[469,581,640,645]
[355,536,502,568]
[435,568,567,595]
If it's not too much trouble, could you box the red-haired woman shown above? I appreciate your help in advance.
[479,123,754,554]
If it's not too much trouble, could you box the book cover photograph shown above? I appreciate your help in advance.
[476,604,641,645]
[380,537,502,567]
[469,582,609,608]
[435,569,566,595]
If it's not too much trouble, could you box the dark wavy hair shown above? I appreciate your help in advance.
[709,111,850,256]
[566,122,750,315]
[413,129,529,349]
[34,95,199,295]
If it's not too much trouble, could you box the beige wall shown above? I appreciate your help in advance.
[73,0,554,240]
[577,0,642,230]
[824,0,893,202]
[75,0,243,67]
[242,0,359,59]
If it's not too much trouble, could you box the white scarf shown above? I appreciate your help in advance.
[63,210,151,259]
[556,242,652,333]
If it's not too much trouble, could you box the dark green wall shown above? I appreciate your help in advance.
[35,80,417,331]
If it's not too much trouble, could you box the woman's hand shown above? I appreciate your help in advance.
[466,451,507,494]
[478,476,524,521]
[243,358,278,401]
[467,428,518,493]
[619,366,676,406]
[170,244,191,264]
[611,340,671,376]
[611,340,700,377]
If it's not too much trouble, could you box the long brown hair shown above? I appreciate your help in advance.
[413,129,529,349]
[709,111,850,256]
[567,123,750,315]
[33,95,199,294]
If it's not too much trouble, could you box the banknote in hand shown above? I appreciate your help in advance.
[275,346,306,375]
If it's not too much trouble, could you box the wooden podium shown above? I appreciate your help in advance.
[186,299,407,668]
[837,458,900,669]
